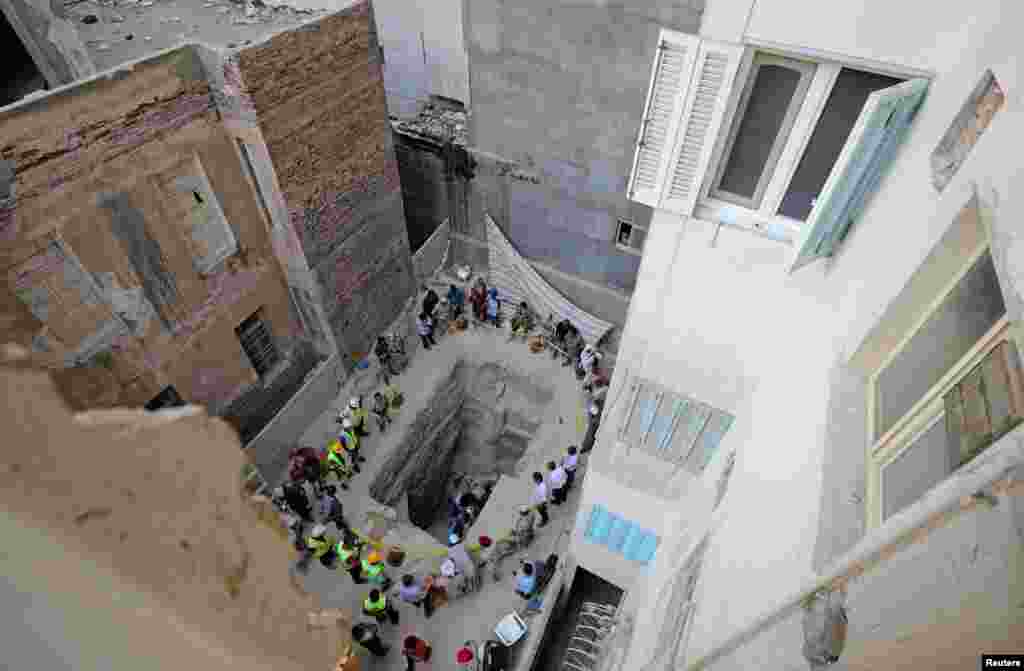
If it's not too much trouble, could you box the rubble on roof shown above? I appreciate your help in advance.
[392,101,469,147]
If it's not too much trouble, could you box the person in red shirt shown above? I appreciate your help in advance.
[403,635,432,670]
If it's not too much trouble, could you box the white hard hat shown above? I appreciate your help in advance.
[342,418,353,429]
[311,524,327,537]
[349,398,359,409]
[440,558,457,577]
[589,403,600,416]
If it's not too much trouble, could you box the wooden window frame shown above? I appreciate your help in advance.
[865,243,1012,528]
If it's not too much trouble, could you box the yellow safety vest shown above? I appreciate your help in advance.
[351,407,369,424]
[364,594,387,613]
[338,430,359,451]
[326,448,349,470]
[361,558,383,578]
[306,536,331,558]
[337,543,357,563]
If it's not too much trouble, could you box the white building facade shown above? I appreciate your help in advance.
[568,0,1024,669]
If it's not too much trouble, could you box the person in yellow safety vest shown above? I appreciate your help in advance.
[338,419,365,470]
[305,525,339,568]
[323,441,352,489]
[336,537,366,584]
[361,550,391,588]
[346,397,371,437]
[362,588,399,625]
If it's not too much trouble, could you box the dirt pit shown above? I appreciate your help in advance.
[369,359,554,542]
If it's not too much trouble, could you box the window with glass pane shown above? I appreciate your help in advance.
[712,55,814,208]
[778,68,902,221]
[881,415,951,520]
[623,381,733,469]
[875,251,1006,439]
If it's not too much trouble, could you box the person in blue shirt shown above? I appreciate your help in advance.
[514,560,536,598]
[486,288,500,327]
[446,284,465,321]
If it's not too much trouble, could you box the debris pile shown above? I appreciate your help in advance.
[393,103,469,147]
[71,0,329,53]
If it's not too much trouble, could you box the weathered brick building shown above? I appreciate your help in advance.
[0,0,415,453]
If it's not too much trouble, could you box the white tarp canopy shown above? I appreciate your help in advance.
[484,213,613,346]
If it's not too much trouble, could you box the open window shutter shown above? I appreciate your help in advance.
[790,78,929,271]
[628,30,699,208]
[661,40,743,215]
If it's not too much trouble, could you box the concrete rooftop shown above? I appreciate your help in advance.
[66,0,362,71]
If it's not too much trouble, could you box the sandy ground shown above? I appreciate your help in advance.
[290,307,596,670]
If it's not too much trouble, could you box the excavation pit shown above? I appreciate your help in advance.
[368,359,554,541]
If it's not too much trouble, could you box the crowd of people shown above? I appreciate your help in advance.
[266,273,613,666]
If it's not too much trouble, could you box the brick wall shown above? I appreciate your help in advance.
[238,1,415,372]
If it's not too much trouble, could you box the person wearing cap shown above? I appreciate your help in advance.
[337,418,365,469]
[344,397,370,437]
[323,441,354,487]
[473,535,494,590]
[361,550,391,587]
[512,506,536,548]
[306,524,339,568]
[363,588,399,625]
[546,460,568,505]
[336,533,366,584]
[563,446,579,489]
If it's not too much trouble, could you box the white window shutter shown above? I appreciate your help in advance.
[628,30,699,208]
[661,40,743,216]
[790,78,929,272]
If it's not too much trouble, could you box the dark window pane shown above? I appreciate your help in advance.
[145,385,185,411]
[718,64,802,199]
[236,310,279,377]
[876,252,1006,438]
[778,68,901,221]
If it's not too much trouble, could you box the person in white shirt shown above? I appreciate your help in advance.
[563,445,579,489]
[546,460,568,505]
[530,471,550,526]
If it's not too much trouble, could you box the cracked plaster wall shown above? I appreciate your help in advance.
[238,2,414,372]
[0,45,308,414]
